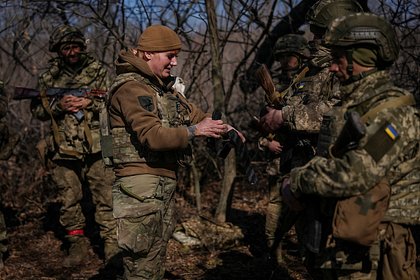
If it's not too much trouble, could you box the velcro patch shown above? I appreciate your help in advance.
[363,122,399,162]
[384,124,399,140]
[138,96,154,112]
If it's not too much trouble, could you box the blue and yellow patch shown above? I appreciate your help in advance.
[364,122,399,162]
[293,82,305,95]
[385,123,398,140]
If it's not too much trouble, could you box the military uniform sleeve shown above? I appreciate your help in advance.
[86,65,111,113]
[112,81,190,151]
[289,106,419,198]
[283,69,340,133]
[282,97,335,133]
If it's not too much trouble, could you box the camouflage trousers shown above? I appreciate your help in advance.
[51,153,117,244]
[265,175,282,248]
[113,174,177,280]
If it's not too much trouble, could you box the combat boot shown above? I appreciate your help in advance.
[63,233,90,268]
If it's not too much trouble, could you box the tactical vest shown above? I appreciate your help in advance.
[104,73,192,166]
[38,56,108,159]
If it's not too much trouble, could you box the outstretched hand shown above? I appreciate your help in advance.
[194,117,228,138]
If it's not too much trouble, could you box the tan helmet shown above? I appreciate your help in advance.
[306,0,363,30]
[274,34,310,60]
[49,25,86,52]
[324,13,399,67]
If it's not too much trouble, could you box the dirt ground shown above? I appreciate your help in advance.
[0,176,418,280]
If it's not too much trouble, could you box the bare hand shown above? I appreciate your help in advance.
[267,140,283,154]
[260,106,283,133]
[195,117,228,138]
[281,177,303,211]
[59,95,92,113]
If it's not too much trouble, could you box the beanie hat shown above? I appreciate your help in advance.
[137,25,182,52]
[352,47,378,67]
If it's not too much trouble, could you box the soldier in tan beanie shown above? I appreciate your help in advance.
[106,25,242,279]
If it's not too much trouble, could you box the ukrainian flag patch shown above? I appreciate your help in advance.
[385,123,398,140]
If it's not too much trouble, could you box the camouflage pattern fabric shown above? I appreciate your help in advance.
[290,70,420,276]
[113,174,177,280]
[31,55,110,159]
[261,43,341,258]
[31,55,117,253]
[51,154,116,242]
[290,71,420,223]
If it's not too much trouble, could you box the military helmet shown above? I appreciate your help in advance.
[324,13,399,67]
[306,0,364,29]
[274,34,310,59]
[49,25,86,52]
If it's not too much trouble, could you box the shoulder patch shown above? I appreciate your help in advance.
[138,96,154,112]
[364,122,399,162]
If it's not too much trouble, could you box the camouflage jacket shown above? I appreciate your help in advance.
[290,71,420,224]
[272,57,341,172]
[31,55,110,160]
[281,65,340,133]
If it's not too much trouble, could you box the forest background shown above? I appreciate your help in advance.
[0,0,418,279]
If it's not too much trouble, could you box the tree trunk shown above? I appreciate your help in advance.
[205,0,237,222]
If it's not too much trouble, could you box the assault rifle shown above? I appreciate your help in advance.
[210,111,258,185]
[13,87,107,121]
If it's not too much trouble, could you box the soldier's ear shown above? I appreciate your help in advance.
[143,51,155,61]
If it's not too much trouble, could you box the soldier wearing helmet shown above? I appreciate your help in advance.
[30,25,120,268]
[259,0,364,266]
[283,13,420,279]
[258,33,311,265]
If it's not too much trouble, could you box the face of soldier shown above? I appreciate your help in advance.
[330,49,351,82]
[279,55,300,79]
[59,43,82,65]
[145,50,179,79]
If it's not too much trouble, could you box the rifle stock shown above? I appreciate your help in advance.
[255,64,284,108]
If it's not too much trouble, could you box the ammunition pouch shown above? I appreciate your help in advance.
[332,178,391,246]
[110,127,191,166]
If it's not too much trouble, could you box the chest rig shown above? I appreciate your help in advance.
[103,73,192,167]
